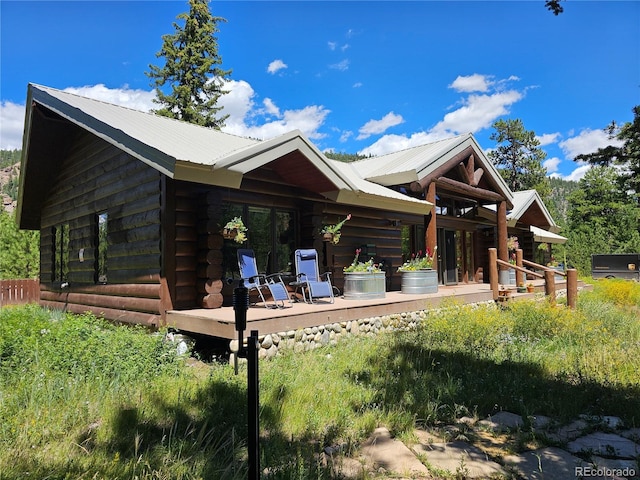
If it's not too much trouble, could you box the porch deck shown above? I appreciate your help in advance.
[166,279,572,340]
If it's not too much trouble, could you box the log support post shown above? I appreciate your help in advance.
[489,248,498,301]
[567,268,578,309]
[497,201,508,271]
[425,182,437,272]
[544,270,556,305]
[515,248,524,286]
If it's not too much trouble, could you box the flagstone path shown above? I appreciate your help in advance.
[329,412,639,479]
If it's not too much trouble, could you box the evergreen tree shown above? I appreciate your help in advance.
[488,119,549,195]
[575,105,640,208]
[566,166,640,273]
[0,207,40,279]
[146,0,231,129]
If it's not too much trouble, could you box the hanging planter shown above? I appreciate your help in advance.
[322,232,334,242]
[320,214,351,245]
[222,217,247,243]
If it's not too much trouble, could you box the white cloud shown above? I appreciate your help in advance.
[328,41,337,51]
[353,82,363,88]
[559,128,622,160]
[220,81,330,140]
[0,101,26,150]
[356,112,404,140]
[267,59,287,75]
[359,76,524,156]
[449,74,493,93]
[430,90,523,137]
[217,79,256,128]
[543,156,561,174]
[360,131,444,156]
[64,84,155,112]
[0,84,156,150]
[262,98,280,117]
[537,132,560,146]
[329,59,350,71]
[563,163,592,182]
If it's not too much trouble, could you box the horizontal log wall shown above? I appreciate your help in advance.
[39,131,163,325]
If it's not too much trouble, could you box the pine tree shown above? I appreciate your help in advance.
[488,118,548,194]
[146,0,231,129]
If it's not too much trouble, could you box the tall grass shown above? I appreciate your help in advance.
[1,279,639,479]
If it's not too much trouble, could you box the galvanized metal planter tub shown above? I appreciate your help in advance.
[343,272,386,300]
[498,269,516,285]
[400,269,438,294]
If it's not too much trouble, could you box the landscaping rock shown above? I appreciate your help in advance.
[478,411,524,432]
[359,427,430,478]
[567,432,640,459]
[413,440,506,478]
[503,447,594,480]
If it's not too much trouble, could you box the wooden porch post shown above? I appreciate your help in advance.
[515,248,524,286]
[497,201,508,270]
[544,270,556,305]
[489,247,498,300]
[566,268,578,309]
[425,182,437,271]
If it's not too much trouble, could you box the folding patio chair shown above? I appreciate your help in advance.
[294,249,334,304]
[237,249,290,308]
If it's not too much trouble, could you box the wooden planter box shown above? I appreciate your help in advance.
[343,272,386,300]
[400,269,438,294]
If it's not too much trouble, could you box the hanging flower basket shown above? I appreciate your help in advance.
[322,232,334,242]
[222,217,247,243]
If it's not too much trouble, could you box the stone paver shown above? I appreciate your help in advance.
[503,447,599,480]
[413,440,506,479]
[478,411,524,432]
[343,412,640,480]
[359,427,430,478]
[567,432,640,459]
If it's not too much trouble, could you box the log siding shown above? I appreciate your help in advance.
[39,132,163,326]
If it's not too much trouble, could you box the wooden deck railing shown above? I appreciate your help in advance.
[488,248,578,308]
[0,279,40,307]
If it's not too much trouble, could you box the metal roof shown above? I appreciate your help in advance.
[19,84,433,224]
[509,190,558,230]
[349,133,513,204]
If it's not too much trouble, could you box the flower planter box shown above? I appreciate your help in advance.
[343,272,386,300]
[400,269,438,294]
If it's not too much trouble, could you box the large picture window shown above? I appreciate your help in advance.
[52,224,69,283]
[221,204,296,279]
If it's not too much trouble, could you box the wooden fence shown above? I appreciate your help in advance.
[0,279,40,307]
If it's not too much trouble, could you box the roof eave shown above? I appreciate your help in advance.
[324,189,433,216]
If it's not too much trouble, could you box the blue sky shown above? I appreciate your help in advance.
[1,1,639,181]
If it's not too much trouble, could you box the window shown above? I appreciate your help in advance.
[52,224,69,283]
[96,212,108,283]
[221,204,297,278]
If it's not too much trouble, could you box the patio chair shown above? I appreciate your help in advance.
[237,249,290,308]
[294,249,334,304]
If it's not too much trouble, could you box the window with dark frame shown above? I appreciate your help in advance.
[96,212,108,284]
[221,204,297,279]
[52,224,69,283]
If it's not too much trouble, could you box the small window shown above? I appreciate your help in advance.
[52,224,69,283]
[96,212,108,283]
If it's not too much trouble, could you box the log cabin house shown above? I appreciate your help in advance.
[17,83,563,330]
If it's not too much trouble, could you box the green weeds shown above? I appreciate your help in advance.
[0,279,638,479]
